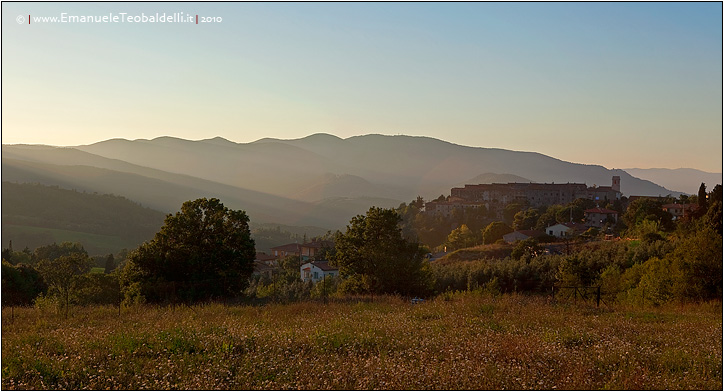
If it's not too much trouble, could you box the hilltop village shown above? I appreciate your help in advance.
[426,176,622,218]
[253,175,705,284]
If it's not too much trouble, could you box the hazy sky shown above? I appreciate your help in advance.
[2,2,722,172]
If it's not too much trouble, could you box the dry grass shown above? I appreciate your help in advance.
[2,294,721,390]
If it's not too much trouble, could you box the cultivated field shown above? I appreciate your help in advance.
[2,294,721,390]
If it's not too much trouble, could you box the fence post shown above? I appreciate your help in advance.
[596,286,601,307]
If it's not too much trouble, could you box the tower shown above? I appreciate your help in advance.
[612,176,621,192]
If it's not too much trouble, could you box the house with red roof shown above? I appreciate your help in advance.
[271,240,334,262]
[300,261,339,283]
[584,207,619,228]
[545,222,587,238]
[270,243,302,259]
[662,203,697,221]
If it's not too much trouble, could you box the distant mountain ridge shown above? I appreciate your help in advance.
[3,133,684,231]
[459,173,532,186]
[622,168,722,195]
[73,133,678,197]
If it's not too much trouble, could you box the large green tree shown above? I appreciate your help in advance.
[482,221,513,244]
[513,208,541,231]
[2,261,46,307]
[31,242,87,265]
[332,207,432,296]
[36,253,92,318]
[447,224,476,250]
[623,198,674,232]
[122,198,255,303]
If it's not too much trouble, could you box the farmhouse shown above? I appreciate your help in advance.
[271,240,333,261]
[545,222,587,238]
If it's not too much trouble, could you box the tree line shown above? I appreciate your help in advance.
[3,184,721,315]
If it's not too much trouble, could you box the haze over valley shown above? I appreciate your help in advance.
[3,133,719,255]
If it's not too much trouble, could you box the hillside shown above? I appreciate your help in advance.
[3,134,682,233]
[294,173,407,202]
[1,182,166,255]
[1,154,394,230]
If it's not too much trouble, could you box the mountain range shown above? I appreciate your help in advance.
[3,133,715,231]
[622,168,722,195]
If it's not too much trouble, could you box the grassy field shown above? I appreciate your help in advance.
[2,293,721,390]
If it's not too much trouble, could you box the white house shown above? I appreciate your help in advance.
[300,261,339,283]
[545,222,586,238]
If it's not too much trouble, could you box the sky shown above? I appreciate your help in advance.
[2,2,722,172]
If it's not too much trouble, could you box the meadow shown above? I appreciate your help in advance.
[2,293,721,390]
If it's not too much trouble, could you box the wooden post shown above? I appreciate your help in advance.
[596,286,601,308]
[323,275,328,305]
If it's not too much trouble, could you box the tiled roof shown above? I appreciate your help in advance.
[253,261,275,273]
[255,252,276,262]
[311,261,338,271]
[270,243,301,252]
[517,230,545,237]
[301,240,334,249]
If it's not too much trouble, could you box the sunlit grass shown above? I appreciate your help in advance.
[2,294,721,390]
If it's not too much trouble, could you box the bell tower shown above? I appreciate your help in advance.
[612,176,621,192]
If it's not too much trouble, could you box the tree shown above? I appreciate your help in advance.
[411,196,425,209]
[332,207,432,296]
[513,208,540,231]
[536,205,564,230]
[697,183,708,214]
[122,198,256,303]
[74,271,121,306]
[482,221,512,245]
[2,261,47,308]
[2,247,32,266]
[104,254,116,274]
[699,184,722,234]
[510,238,543,262]
[36,253,91,318]
[32,242,87,265]
[503,201,528,224]
[447,224,476,250]
[623,198,674,232]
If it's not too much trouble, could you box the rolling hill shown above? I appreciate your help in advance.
[74,133,678,199]
[1,182,166,255]
[3,134,684,238]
